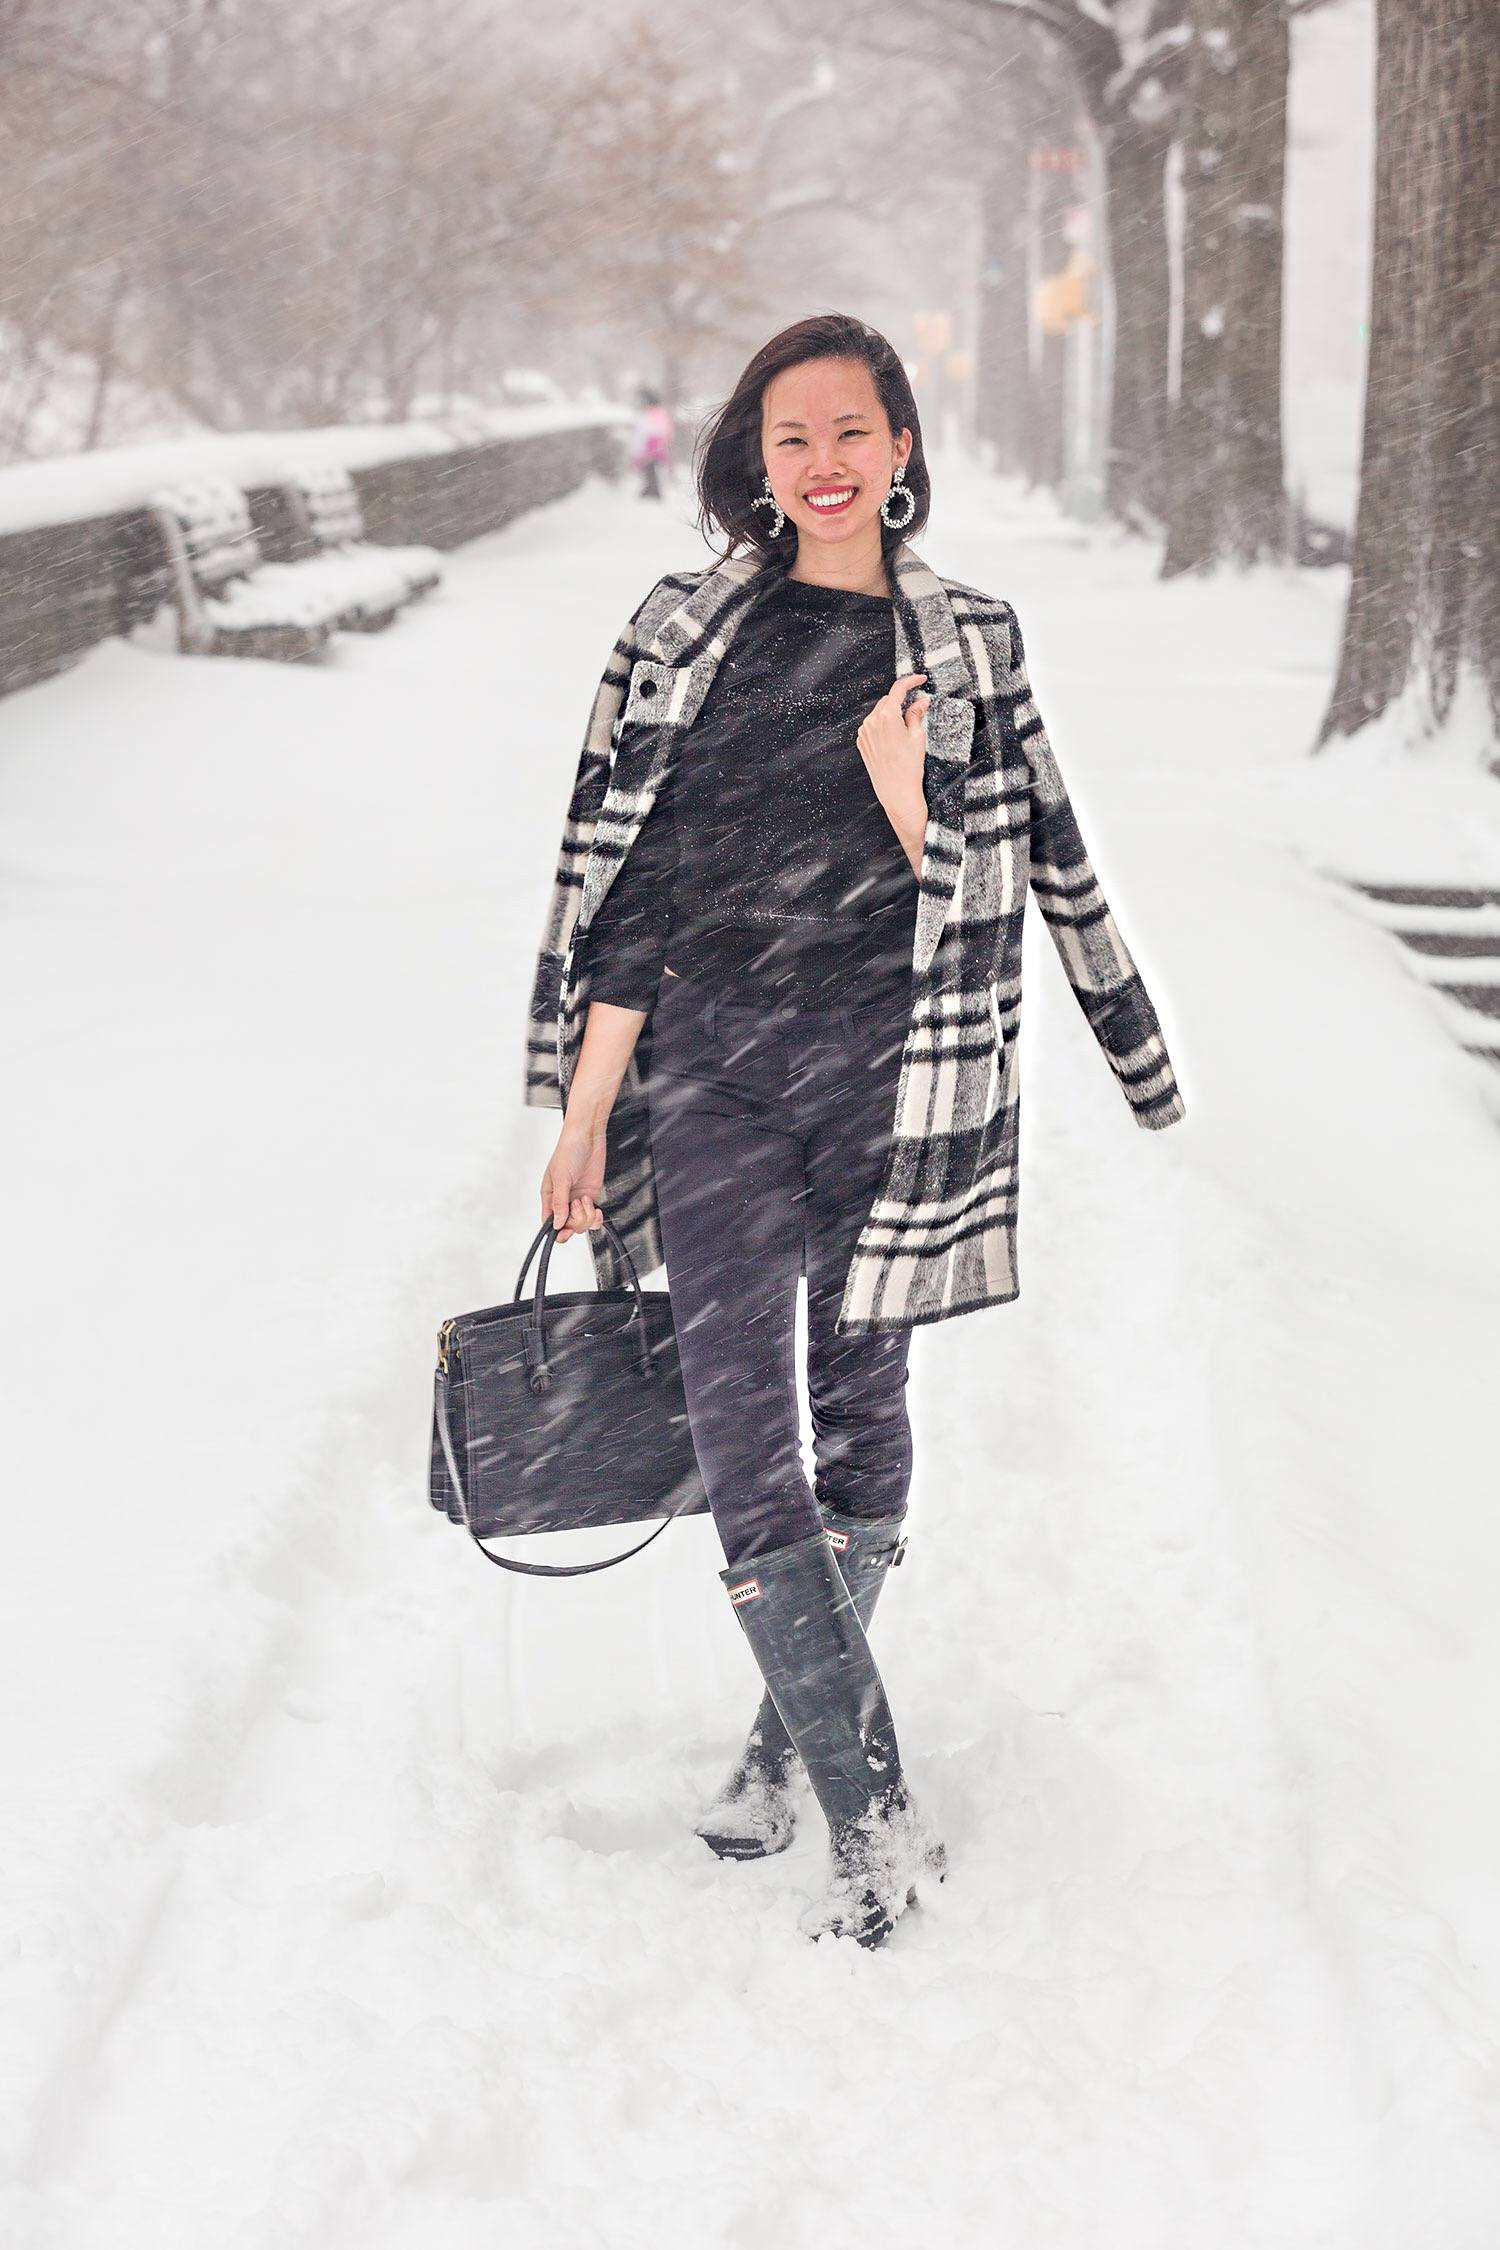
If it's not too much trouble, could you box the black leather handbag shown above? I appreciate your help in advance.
[428,1214,709,1576]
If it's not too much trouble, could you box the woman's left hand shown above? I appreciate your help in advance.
[857,671,930,867]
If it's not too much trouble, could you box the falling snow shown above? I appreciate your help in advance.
[3,0,1498,2242]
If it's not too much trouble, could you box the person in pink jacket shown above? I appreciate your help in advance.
[630,387,674,499]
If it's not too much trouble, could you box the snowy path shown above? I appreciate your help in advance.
[4,469,1498,2248]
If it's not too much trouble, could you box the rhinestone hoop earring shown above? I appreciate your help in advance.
[880,466,916,531]
[749,472,786,538]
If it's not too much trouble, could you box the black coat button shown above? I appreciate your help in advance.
[637,678,657,699]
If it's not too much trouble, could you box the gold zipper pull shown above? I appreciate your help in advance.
[436,1318,457,1374]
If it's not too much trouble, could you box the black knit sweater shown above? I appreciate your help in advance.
[582,571,919,1014]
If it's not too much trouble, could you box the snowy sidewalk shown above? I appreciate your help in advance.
[3,468,1498,2248]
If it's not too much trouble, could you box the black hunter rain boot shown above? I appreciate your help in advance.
[718,1528,945,1949]
[695,1510,909,1861]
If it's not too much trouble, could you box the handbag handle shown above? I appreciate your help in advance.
[518,1213,655,1395]
[435,1214,699,1578]
[514,1213,636,1301]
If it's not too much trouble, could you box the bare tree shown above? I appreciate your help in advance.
[1317,0,1500,754]
[527,19,774,410]
[2,0,927,449]
[1164,0,1291,573]
[944,0,1307,559]
[940,1,1189,527]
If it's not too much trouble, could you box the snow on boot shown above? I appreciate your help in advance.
[797,1778,948,1949]
[690,1714,804,1862]
[719,1528,943,1950]
[696,1510,908,1863]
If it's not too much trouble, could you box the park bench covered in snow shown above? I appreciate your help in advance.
[284,461,443,626]
[149,478,344,659]
[148,477,414,660]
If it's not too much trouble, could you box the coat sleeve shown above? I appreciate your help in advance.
[994,601,1186,1131]
[523,584,663,1109]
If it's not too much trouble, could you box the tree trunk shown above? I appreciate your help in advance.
[1164,0,1290,576]
[1101,115,1175,530]
[1164,1,1235,573]
[977,127,1031,472]
[1022,146,1082,489]
[1224,0,1290,564]
[1318,0,1500,752]
[81,269,129,453]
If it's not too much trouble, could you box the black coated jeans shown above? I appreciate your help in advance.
[645,968,916,1570]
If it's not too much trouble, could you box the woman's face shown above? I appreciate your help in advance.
[759,357,911,553]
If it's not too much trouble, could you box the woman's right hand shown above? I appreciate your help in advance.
[541,1112,608,1244]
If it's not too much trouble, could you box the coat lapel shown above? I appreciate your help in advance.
[887,543,977,980]
[577,539,977,982]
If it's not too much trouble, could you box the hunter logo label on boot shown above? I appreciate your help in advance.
[824,1529,851,1553]
[727,1578,762,1606]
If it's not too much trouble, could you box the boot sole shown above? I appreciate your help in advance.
[696,1827,797,1862]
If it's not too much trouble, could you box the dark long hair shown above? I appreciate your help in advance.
[693,312,930,572]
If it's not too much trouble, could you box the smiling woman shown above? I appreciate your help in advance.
[756,355,918,583]
[526,310,1186,1956]
[533,316,951,1951]
[693,315,929,597]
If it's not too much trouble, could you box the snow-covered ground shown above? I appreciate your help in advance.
[3,462,1499,2249]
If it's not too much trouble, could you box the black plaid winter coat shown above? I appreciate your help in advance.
[524,538,1186,1334]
